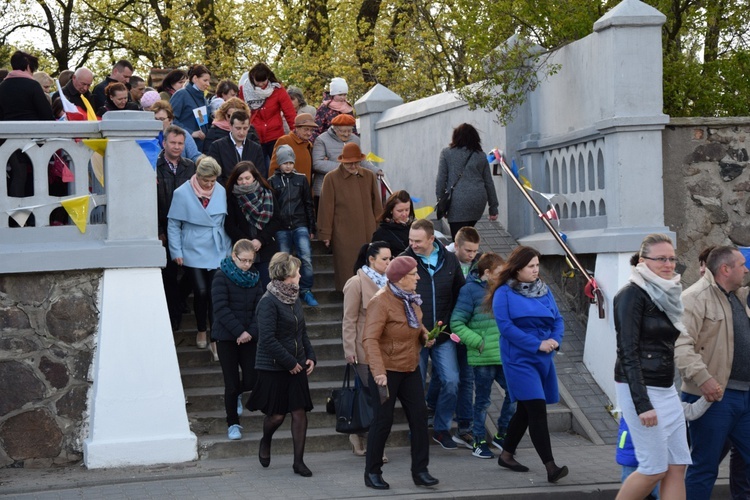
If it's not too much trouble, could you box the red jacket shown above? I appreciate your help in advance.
[241,86,297,144]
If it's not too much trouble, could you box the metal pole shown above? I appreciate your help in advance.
[495,150,605,317]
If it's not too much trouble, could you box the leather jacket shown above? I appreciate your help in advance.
[614,283,680,415]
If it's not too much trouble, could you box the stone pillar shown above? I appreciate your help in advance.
[354,84,404,171]
[84,268,197,468]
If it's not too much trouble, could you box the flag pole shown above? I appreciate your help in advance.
[494,149,605,318]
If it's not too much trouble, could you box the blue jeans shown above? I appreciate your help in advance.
[424,345,474,431]
[419,341,458,433]
[275,227,313,292]
[472,365,516,441]
[683,390,750,500]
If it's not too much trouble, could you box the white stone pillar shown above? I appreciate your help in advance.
[84,268,197,468]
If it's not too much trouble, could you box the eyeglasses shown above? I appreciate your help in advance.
[642,256,678,264]
[234,256,253,264]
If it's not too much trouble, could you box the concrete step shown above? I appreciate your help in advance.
[197,424,412,459]
[181,359,351,389]
[189,404,408,435]
[185,382,346,412]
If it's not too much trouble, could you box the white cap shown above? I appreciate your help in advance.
[329,77,348,96]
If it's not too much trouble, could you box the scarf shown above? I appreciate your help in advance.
[220,257,259,288]
[362,265,388,288]
[5,70,34,80]
[388,282,422,329]
[630,263,687,334]
[189,174,214,206]
[268,279,299,304]
[243,81,280,110]
[508,278,549,298]
[233,181,273,230]
[212,119,231,131]
[326,100,354,114]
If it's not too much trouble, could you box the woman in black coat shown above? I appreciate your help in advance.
[248,253,316,477]
[371,190,414,256]
[211,239,263,441]
[224,161,281,287]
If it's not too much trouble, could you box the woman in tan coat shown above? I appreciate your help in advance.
[362,256,438,490]
[342,241,392,456]
[317,143,382,291]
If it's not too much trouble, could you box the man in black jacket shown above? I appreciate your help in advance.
[268,145,318,306]
[157,126,196,330]
[92,59,133,109]
[208,110,265,184]
[51,67,94,112]
[401,219,465,450]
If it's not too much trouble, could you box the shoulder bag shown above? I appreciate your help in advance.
[435,152,473,219]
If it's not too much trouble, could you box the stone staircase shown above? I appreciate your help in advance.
[174,241,411,460]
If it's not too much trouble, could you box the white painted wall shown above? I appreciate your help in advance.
[84,268,197,468]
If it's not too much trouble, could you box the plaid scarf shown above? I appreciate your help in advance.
[233,182,273,231]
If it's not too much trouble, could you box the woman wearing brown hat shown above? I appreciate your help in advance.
[317,142,383,291]
[362,256,438,490]
[311,113,379,211]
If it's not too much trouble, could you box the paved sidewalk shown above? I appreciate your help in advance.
[0,432,729,499]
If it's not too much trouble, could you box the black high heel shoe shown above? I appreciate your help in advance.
[258,438,270,468]
[293,462,312,477]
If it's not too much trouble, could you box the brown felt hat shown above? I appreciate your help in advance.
[331,114,356,127]
[386,256,417,283]
[338,143,366,163]
[294,113,317,128]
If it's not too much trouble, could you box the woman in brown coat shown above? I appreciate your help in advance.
[342,241,392,456]
[362,256,438,490]
[317,142,382,291]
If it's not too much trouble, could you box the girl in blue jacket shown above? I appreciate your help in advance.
[490,246,568,483]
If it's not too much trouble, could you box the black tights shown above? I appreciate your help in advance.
[260,409,308,466]
[502,399,554,464]
[183,267,215,332]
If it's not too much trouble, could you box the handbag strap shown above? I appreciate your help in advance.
[342,363,352,389]
[445,151,473,194]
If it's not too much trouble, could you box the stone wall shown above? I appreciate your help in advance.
[663,118,750,285]
[0,271,100,467]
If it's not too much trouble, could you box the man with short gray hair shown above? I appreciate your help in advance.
[677,245,750,499]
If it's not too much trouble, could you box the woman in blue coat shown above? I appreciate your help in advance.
[170,64,212,150]
[168,157,231,358]
[490,246,568,483]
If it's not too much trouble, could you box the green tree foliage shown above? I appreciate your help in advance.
[2,0,750,120]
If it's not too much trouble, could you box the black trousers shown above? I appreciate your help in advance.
[162,244,183,331]
[502,399,554,464]
[366,369,429,475]
[183,266,216,332]
[216,339,257,426]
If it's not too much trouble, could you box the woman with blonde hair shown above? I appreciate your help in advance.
[202,97,256,153]
[248,252,316,477]
[168,156,231,359]
[211,239,263,441]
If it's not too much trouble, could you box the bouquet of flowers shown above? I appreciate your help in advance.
[427,321,460,343]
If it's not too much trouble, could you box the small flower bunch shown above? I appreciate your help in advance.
[427,321,461,343]
[427,321,446,341]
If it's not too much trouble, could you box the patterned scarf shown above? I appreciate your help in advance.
[243,81,280,110]
[268,279,299,304]
[508,278,549,298]
[233,181,273,230]
[388,282,422,329]
[630,263,687,335]
[220,257,260,288]
[362,265,388,288]
[189,174,214,207]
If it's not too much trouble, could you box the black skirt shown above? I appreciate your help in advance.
[247,369,314,415]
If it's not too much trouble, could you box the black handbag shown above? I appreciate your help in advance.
[435,153,472,219]
[333,364,373,434]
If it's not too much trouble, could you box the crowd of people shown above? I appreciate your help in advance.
[3,49,746,498]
